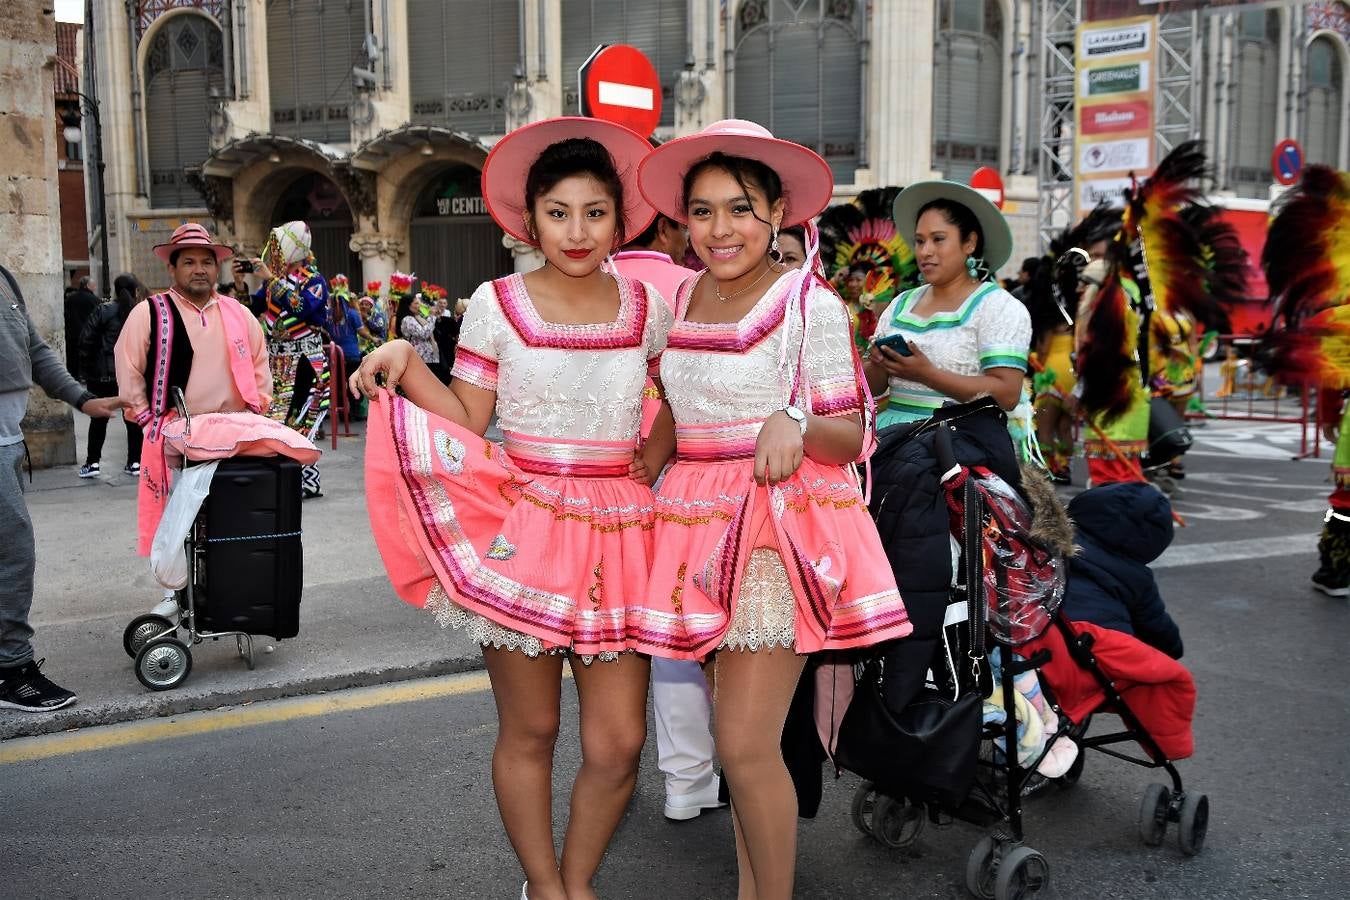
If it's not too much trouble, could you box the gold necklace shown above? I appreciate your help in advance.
[713,263,776,303]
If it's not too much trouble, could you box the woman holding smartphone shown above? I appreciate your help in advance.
[865,181,1031,426]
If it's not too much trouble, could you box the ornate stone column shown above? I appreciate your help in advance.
[4,2,76,466]
[350,231,406,289]
[505,235,543,274]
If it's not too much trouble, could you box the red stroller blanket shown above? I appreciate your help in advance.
[1025,618,1196,761]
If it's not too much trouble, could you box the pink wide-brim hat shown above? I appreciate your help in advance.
[481,117,657,247]
[637,119,833,227]
[153,222,234,264]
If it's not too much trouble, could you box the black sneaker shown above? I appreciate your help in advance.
[1311,569,1350,598]
[0,659,77,712]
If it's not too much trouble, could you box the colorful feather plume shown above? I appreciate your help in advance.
[817,187,919,307]
[1121,140,1225,327]
[1180,203,1250,334]
[1077,248,1140,423]
[1028,203,1125,345]
[1260,165,1350,387]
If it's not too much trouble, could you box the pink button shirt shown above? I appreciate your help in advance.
[115,289,272,420]
[610,250,696,310]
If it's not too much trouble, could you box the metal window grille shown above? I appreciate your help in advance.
[407,0,521,133]
[145,13,225,208]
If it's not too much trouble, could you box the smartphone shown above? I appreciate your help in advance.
[872,333,914,356]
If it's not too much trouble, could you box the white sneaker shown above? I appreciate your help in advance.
[663,776,727,821]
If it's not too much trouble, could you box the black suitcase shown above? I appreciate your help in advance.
[194,457,303,639]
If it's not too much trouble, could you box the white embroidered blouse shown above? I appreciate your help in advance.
[660,270,864,433]
[450,272,673,442]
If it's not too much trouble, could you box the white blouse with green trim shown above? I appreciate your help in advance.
[869,282,1032,424]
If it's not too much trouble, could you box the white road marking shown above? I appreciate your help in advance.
[1153,533,1315,569]
[598,81,654,110]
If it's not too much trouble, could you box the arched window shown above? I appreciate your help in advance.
[561,0,688,129]
[734,0,864,183]
[266,0,368,143]
[408,0,519,133]
[1230,11,1281,197]
[932,0,1003,182]
[144,13,225,209]
[1306,36,1345,167]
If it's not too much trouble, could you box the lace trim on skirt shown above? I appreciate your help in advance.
[717,548,797,652]
[424,585,621,665]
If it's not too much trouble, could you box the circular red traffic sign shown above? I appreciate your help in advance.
[1271,138,1304,186]
[580,44,662,137]
[969,166,1005,210]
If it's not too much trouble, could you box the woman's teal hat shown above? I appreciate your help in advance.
[891,180,1014,273]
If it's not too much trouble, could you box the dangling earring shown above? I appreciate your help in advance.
[965,255,984,280]
[769,225,782,264]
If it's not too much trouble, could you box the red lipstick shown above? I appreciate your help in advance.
[563,249,592,259]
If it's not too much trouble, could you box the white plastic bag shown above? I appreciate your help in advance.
[150,461,218,589]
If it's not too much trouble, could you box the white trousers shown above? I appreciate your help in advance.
[651,657,715,797]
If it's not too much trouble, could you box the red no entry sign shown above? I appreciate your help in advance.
[579,44,662,138]
[970,166,1006,209]
[1271,138,1304,186]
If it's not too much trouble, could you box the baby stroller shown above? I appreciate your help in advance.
[836,408,1208,899]
[121,392,306,691]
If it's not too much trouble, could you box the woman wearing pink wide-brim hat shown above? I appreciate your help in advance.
[629,120,912,899]
[350,116,674,900]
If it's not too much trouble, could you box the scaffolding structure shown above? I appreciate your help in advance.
[1034,1,1201,251]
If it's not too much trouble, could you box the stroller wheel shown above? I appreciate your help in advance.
[850,781,877,836]
[1176,792,1209,856]
[236,634,255,671]
[123,614,175,659]
[1138,783,1171,846]
[135,637,193,691]
[965,835,998,900]
[871,794,925,849]
[994,846,1050,900]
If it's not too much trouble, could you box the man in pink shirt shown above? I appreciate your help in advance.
[611,214,695,308]
[115,223,271,556]
[611,215,724,822]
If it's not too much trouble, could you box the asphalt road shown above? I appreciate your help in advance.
[4,429,1349,899]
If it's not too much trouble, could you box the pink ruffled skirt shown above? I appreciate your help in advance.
[630,447,913,660]
[365,393,654,658]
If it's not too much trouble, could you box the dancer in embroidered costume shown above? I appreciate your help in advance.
[865,180,1032,431]
[349,118,670,900]
[114,223,271,556]
[250,220,330,498]
[1027,205,1121,484]
[1258,165,1350,597]
[633,120,912,900]
[1074,141,1228,486]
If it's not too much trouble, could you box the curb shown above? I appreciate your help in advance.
[0,656,488,742]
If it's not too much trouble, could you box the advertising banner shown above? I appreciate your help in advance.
[1074,15,1158,215]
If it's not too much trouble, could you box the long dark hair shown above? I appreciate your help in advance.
[112,273,145,323]
[523,138,627,244]
[395,294,418,340]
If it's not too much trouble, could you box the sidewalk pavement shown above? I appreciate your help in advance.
[1,409,493,741]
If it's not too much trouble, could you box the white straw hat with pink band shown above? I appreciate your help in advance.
[636,119,834,227]
[480,116,657,247]
[153,223,233,264]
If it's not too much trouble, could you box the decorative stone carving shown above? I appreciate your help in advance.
[330,165,378,222]
[349,232,406,260]
[183,167,234,229]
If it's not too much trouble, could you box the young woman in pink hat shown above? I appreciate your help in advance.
[630,120,913,899]
[349,118,672,900]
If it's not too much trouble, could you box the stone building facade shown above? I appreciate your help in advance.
[84,1,1350,295]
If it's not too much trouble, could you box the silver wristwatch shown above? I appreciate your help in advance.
[781,405,808,436]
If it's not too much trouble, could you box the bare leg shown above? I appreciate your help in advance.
[483,648,567,900]
[714,648,807,900]
[559,652,651,900]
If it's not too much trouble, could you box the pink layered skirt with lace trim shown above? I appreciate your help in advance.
[630,452,913,660]
[365,393,657,658]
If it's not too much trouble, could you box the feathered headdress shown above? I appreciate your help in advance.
[421,281,447,301]
[388,272,414,297]
[817,187,919,307]
[365,279,382,296]
[1179,203,1250,335]
[1260,165,1350,387]
[1077,248,1140,423]
[330,273,350,295]
[1030,203,1125,346]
